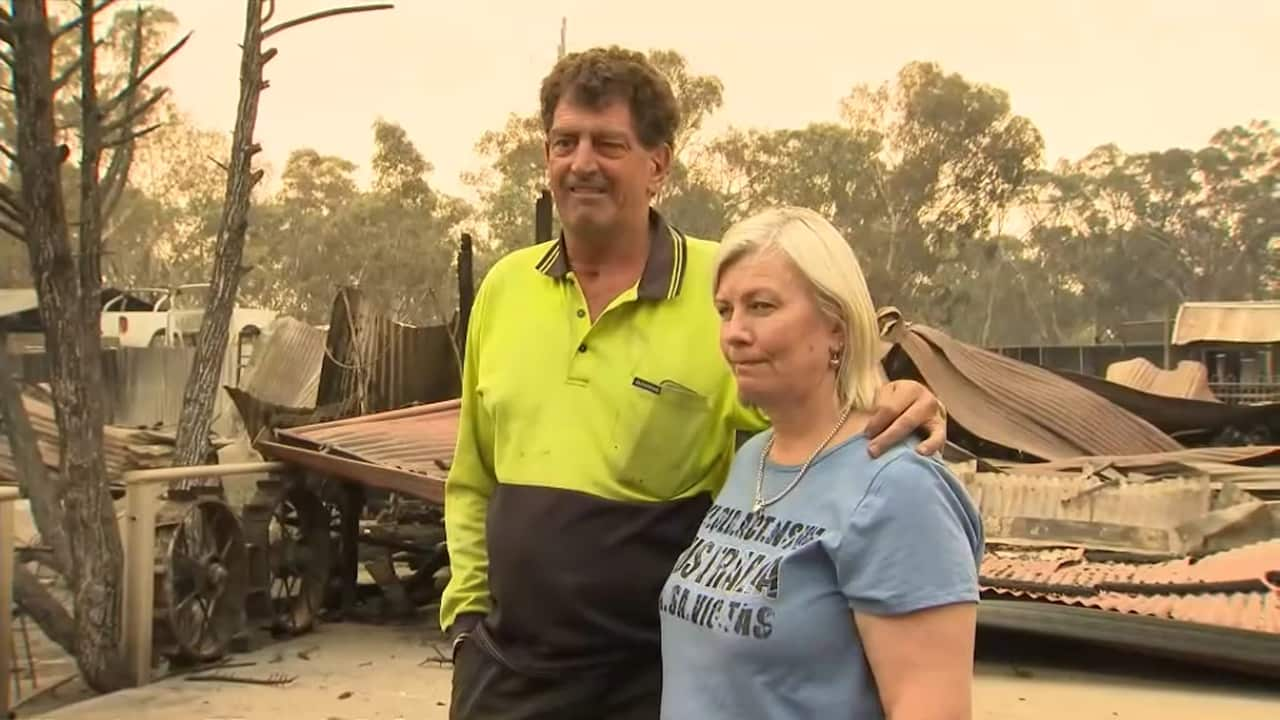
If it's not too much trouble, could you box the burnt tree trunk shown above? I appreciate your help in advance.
[170,0,271,479]
[170,1,394,483]
[9,1,127,692]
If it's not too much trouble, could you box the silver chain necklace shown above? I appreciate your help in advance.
[752,403,854,514]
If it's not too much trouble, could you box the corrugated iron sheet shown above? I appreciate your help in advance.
[963,472,1212,530]
[979,540,1280,634]
[996,446,1280,474]
[1173,301,1280,346]
[239,317,327,409]
[0,392,216,483]
[1051,367,1280,445]
[879,308,1183,460]
[1105,358,1219,402]
[260,399,460,503]
[276,399,459,476]
[316,287,461,414]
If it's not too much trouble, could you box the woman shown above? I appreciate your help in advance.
[659,207,984,719]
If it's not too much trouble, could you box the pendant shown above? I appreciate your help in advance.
[751,497,763,514]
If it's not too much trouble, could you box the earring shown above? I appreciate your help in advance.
[829,348,842,369]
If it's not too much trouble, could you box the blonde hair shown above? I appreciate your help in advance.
[712,206,884,411]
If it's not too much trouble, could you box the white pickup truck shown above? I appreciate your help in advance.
[100,284,278,376]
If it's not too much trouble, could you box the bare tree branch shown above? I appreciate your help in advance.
[100,5,149,222]
[52,54,83,91]
[0,217,23,239]
[100,86,167,137]
[53,0,122,41]
[100,31,192,116]
[14,564,77,657]
[262,3,395,40]
[79,0,106,328]
[103,121,162,148]
[0,182,24,216]
[0,197,25,231]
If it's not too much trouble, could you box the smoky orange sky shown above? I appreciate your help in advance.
[151,0,1280,200]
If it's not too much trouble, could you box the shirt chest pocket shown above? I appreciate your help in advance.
[615,378,716,499]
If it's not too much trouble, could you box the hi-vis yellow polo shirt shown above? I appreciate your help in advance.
[441,209,767,673]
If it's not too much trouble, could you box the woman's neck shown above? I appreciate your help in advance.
[765,392,868,465]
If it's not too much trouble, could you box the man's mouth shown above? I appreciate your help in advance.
[568,183,607,196]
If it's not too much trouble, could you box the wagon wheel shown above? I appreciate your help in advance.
[243,479,329,635]
[153,497,249,663]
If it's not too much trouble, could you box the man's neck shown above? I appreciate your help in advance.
[563,217,650,280]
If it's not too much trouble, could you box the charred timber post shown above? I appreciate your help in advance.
[170,1,395,490]
[535,189,553,244]
[457,232,474,361]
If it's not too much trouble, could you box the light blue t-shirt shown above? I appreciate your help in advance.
[658,430,984,719]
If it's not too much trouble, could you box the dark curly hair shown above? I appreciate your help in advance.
[539,46,681,150]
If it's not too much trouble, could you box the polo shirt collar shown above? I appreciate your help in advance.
[535,208,687,301]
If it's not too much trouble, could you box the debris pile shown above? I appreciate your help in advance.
[879,308,1280,676]
[0,390,230,487]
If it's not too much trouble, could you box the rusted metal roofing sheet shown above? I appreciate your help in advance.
[1051,368,1280,445]
[1172,301,1280,346]
[979,540,1280,635]
[879,309,1182,460]
[260,399,460,503]
[1105,358,1218,402]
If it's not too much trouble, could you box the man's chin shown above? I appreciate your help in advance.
[562,211,617,239]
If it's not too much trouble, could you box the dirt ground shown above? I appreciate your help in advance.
[12,619,1279,720]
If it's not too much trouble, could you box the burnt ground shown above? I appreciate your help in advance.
[10,619,1280,719]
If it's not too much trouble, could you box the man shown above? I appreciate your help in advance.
[442,46,946,719]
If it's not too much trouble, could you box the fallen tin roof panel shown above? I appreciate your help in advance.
[1050,368,1280,444]
[979,540,1280,635]
[879,309,1183,460]
[260,399,460,501]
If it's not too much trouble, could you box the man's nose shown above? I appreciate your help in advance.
[569,140,599,175]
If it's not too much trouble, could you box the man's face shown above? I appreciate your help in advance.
[545,96,669,239]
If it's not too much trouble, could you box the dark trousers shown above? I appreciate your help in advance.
[449,639,662,720]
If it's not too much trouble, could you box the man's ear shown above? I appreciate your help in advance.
[647,143,673,197]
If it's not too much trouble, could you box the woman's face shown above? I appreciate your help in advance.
[714,248,841,410]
